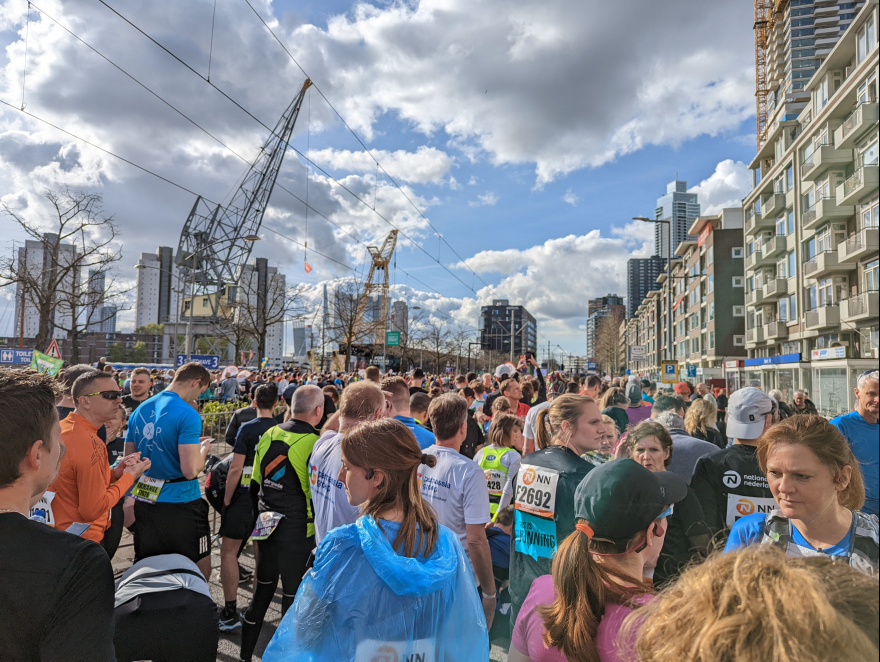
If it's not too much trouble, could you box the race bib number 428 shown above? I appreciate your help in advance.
[514,465,559,519]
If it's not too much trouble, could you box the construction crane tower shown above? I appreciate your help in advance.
[363,230,398,344]
[754,0,790,148]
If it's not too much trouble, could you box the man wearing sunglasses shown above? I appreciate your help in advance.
[49,369,151,546]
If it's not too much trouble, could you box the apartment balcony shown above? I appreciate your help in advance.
[762,278,789,300]
[805,305,841,331]
[764,321,789,341]
[746,326,765,344]
[840,291,879,323]
[745,211,774,237]
[838,227,880,264]
[762,192,786,218]
[745,249,772,271]
[834,103,879,150]
[837,165,880,207]
[803,251,852,280]
[802,196,853,231]
[801,145,852,182]
[746,288,765,307]
[762,235,785,258]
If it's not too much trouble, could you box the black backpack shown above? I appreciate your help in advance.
[203,454,232,513]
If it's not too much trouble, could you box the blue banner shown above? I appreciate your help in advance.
[743,353,801,367]
[0,349,34,365]
[176,354,220,370]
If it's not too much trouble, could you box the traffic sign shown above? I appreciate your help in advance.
[45,339,62,360]
[661,362,678,384]
[686,364,698,379]
[0,349,34,365]
[587,361,597,371]
[176,354,220,370]
[385,331,400,347]
[629,345,647,361]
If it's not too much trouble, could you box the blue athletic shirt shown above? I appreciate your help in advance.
[125,390,202,503]
[724,512,852,558]
[394,415,436,450]
[831,410,878,516]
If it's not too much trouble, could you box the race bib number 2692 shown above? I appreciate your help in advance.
[514,465,559,519]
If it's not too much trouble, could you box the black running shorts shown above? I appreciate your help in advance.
[133,498,212,563]
[218,492,256,540]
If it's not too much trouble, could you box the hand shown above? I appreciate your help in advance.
[199,437,213,457]
[112,453,142,480]
[123,458,151,481]
[480,594,496,630]
[528,356,539,369]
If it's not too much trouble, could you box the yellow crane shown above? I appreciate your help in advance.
[754,0,789,148]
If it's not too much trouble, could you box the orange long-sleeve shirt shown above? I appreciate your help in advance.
[49,412,135,543]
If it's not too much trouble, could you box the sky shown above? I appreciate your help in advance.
[0,0,759,359]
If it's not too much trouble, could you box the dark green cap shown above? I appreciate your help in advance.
[574,459,687,544]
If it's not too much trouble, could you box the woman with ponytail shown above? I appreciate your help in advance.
[263,418,488,661]
[510,459,687,662]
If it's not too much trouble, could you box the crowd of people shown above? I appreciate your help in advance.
[0,357,877,661]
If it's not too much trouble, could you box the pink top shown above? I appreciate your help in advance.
[625,404,652,427]
[512,574,651,662]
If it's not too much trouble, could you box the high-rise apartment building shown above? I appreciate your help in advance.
[626,255,667,318]
[743,1,877,416]
[236,257,287,360]
[290,323,314,357]
[585,294,626,361]
[135,247,179,329]
[85,270,118,333]
[654,179,701,259]
[390,300,409,337]
[13,234,79,340]
[479,299,537,358]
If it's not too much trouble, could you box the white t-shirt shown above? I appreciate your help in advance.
[309,430,360,543]
[473,445,522,511]
[418,445,491,555]
[523,401,551,442]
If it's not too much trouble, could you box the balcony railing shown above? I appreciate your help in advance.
[844,167,865,196]
[841,105,865,139]
[802,204,816,227]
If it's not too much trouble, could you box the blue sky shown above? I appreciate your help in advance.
[0,0,758,357]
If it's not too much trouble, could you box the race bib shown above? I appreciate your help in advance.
[131,476,165,504]
[240,466,253,487]
[29,491,56,525]
[354,639,435,662]
[514,465,559,519]
[250,511,284,541]
[725,494,777,527]
[484,469,506,496]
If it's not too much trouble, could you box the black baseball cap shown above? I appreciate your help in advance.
[574,459,687,545]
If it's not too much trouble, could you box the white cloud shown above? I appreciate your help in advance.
[689,159,751,215]
[469,191,498,207]
[307,145,453,184]
[562,189,578,206]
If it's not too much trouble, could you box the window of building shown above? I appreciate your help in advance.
[734,335,745,346]
[733,305,745,317]
[708,302,715,320]
[857,14,877,65]
[706,244,714,266]
[786,164,794,191]
[776,216,786,236]
[862,199,879,229]
[867,258,879,292]
[787,209,795,235]
[732,276,744,288]
[779,298,789,322]
[777,257,788,280]
[707,274,714,294]
[732,247,744,258]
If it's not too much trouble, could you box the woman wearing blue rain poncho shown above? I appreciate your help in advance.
[263,417,489,662]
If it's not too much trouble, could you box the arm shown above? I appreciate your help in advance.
[124,441,136,456]
[689,458,722,540]
[498,455,521,511]
[225,409,242,447]
[530,358,546,404]
[466,522,497,629]
[178,409,209,480]
[225,454,246,507]
[507,646,531,662]
[75,449,140,522]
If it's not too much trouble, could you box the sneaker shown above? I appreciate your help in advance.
[238,564,254,583]
[218,609,242,632]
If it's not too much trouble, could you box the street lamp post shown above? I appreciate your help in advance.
[633,216,673,364]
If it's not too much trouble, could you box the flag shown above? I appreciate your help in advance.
[304,261,313,274]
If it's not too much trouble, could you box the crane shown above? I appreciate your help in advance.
[754,0,788,148]
[362,229,398,345]
[175,78,312,318]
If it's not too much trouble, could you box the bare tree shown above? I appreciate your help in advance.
[414,317,461,374]
[0,188,127,361]
[326,278,382,372]
[594,314,621,376]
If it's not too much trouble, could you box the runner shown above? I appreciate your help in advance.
[0,368,116,661]
[124,362,213,577]
[262,418,488,661]
[239,384,324,661]
[50,369,150,545]
[418,393,496,628]
[501,378,531,419]
[311,381,389,544]
[121,367,153,414]
[510,459,686,662]
[56,364,99,421]
[509,394,605,626]
[475,414,524,517]
[523,371,566,455]
[831,369,879,516]
[690,387,778,542]
[652,410,718,484]
[725,415,878,575]
[381,375,436,449]
[217,384,280,632]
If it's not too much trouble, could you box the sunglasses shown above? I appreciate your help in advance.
[83,390,122,400]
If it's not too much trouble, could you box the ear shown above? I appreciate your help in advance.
[836,465,852,491]
[371,468,386,489]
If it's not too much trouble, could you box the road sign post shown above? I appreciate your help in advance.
[176,354,220,370]
[385,331,400,347]
[661,362,679,384]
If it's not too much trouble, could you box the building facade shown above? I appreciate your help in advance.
[479,299,537,358]
[135,247,179,329]
[13,235,79,341]
[235,257,287,361]
[626,255,667,318]
[654,179,701,259]
[585,294,626,362]
[743,1,878,416]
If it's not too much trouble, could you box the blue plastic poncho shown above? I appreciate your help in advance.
[263,515,489,661]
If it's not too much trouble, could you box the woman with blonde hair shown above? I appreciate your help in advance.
[583,414,617,467]
[475,414,524,517]
[629,547,879,662]
[684,397,724,449]
[599,387,629,436]
[263,418,488,661]
[509,394,606,628]
[725,414,878,575]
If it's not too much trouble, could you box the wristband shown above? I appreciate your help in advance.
[480,588,497,600]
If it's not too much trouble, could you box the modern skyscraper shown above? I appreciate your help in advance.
[134,247,179,329]
[626,256,667,318]
[390,300,409,337]
[585,294,626,361]
[479,299,537,358]
[236,257,287,361]
[85,270,117,333]
[654,179,701,258]
[13,234,79,340]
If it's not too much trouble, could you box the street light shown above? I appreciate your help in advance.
[633,216,673,364]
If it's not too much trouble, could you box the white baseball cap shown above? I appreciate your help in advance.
[727,387,774,440]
